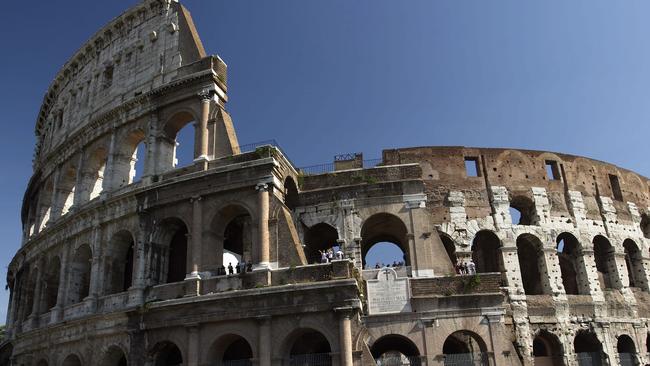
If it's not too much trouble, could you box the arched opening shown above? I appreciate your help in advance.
[361,214,409,268]
[442,331,488,366]
[439,233,457,266]
[105,231,135,295]
[113,129,146,188]
[62,354,82,366]
[370,334,421,366]
[509,195,536,225]
[471,230,502,273]
[208,205,254,275]
[37,179,54,232]
[287,329,332,366]
[45,256,61,310]
[533,331,564,366]
[68,244,92,304]
[574,331,604,366]
[303,223,339,264]
[36,359,49,366]
[284,177,299,210]
[101,346,128,366]
[161,111,197,170]
[58,164,77,216]
[152,341,183,366]
[617,335,637,366]
[641,214,650,240]
[557,233,588,295]
[593,235,619,290]
[208,335,254,366]
[167,222,188,283]
[82,147,109,202]
[624,239,646,289]
[22,268,38,321]
[517,234,547,295]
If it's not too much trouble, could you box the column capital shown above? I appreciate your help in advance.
[190,195,202,203]
[334,306,357,319]
[256,183,269,192]
[198,89,214,102]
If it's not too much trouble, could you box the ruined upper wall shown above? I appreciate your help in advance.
[34,0,207,166]
[383,146,650,221]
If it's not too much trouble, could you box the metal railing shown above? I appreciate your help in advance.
[288,353,332,366]
[376,355,426,366]
[223,359,253,366]
[235,140,281,153]
[299,159,383,175]
[618,353,636,366]
[443,353,490,366]
[575,352,603,366]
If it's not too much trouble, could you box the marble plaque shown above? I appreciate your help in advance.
[366,268,411,315]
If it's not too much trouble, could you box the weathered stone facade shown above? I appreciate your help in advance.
[4,1,650,366]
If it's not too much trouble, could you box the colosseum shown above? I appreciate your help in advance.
[4,1,650,366]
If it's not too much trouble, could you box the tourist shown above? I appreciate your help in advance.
[467,259,476,275]
[375,263,380,269]
[320,250,328,264]
[228,262,234,275]
[335,247,344,260]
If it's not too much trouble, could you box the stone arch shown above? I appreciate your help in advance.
[370,334,421,366]
[152,217,189,284]
[509,194,536,225]
[471,230,503,274]
[617,334,637,366]
[113,128,147,188]
[517,233,548,295]
[150,341,183,366]
[160,110,199,170]
[593,235,620,290]
[442,330,488,366]
[282,328,332,366]
[105,230,136,294]
[574,331,604,366]
[623,239,647,290]
[100,345,128,366]
[62,354,83,366]
[361,213,409,267]
[44,256,61,311]
[494,150,535,182]
[284,176,299,210]
[556,233,589,295]
[57,163,77,216]
[207,204,255,274]
[37,178,55,232]
[439,232,457,265]
[80,146,109,202]
[641,214,650,240]
[533,330,564,366]
[207,333,255,366]
[303,223,339,264]
[68,244,92,304]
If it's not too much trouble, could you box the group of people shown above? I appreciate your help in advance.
[455,259,476,275]
[372,261,405,269]
[215,260,253,276]
[319,246,345,263]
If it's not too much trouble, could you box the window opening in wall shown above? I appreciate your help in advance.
[464,157,480,177]
[593,235,618,290]
[365,242,405,269]
[174,123,194,168]
[609,174,623,201]
[557,233,587,295]
[361,213,409,269]
[545,160,561,180]
[102,65,114,89]
[509,196,535,225]
[516,234,546,295]
[371,334,422,366]
[471,230,502,273]
[303,223,339,264]
[440,233,457,265]
[640,214,650,240]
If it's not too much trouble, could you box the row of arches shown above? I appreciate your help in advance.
[442,230,648,295]
[27,110,202,239]
[533,330,640,366]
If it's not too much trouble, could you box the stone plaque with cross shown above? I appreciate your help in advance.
[366,267,411,315]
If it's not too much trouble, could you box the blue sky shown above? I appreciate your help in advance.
[1,0,650,321]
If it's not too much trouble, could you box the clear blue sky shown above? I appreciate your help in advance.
[1,0,649,321]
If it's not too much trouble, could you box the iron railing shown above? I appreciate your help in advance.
[618,353,636,366]
[376,355,426,366]
[299,159,383,175]
[288,353,332,366]
[575,352,603,366]
[223,359,253,366]
[443,353,490,366]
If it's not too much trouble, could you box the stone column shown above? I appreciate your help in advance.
[6,277,18,334]
[336,308,354,366]
[130,223,149,304]
[187,325,200,366]
[72,152,85,207]
[29,260,44,323]
[255,183,271,270]
[258,316,272,366]
[52,245,70,322]
[195,91,212,161]
[87,224,103,312]
[102,129,117,193]
[188,196,203,278]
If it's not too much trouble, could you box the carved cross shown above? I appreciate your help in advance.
[383,268,391,281]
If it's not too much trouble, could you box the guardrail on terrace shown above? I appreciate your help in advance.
[299,158,383,175]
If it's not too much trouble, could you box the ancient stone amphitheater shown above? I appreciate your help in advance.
[4,1,650,366]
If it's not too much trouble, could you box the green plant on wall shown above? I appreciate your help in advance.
[461,275,481,293]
